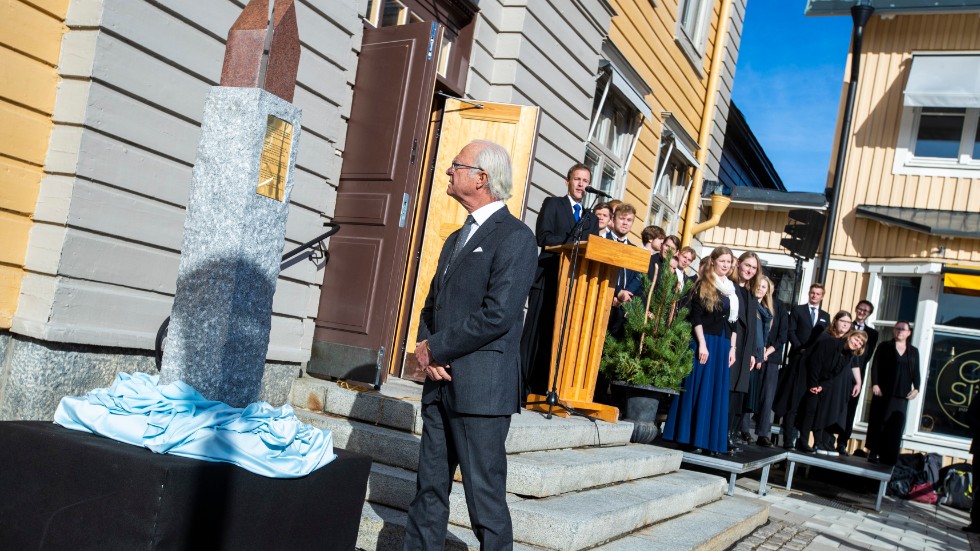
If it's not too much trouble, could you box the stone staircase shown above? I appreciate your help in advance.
[289,376,768,550]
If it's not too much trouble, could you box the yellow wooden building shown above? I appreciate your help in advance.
[701,2,980,458]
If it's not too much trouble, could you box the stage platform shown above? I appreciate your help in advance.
[784,452,894,512]
[655,440,787,496]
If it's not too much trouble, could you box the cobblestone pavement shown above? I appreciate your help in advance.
[726,462,978,551]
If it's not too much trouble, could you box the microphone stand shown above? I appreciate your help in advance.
[525,193,602,421]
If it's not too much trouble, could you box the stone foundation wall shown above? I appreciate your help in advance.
[0,331,299,420]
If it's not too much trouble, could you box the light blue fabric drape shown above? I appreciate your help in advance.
[54,372,335,478]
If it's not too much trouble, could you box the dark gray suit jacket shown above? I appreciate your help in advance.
[418,206,538,416]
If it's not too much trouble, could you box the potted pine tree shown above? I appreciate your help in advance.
[600,265,693,443]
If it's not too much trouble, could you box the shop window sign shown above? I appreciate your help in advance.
[920,331,980,439]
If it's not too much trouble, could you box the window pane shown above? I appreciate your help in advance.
[974,115,980,160]
[600,163,617,195]
[919,331,980,439]
[381,0,405,27]
[914,112,964,158]
[679,0,700,34]
[937,289,980,329]
[878,276,920,322]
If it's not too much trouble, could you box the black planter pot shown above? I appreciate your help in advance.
[610,382,679,444]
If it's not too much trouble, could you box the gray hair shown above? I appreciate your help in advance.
[471,140,513,201]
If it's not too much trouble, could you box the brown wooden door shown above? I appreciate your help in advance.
[397,98,540,380]
[309,22,443,385]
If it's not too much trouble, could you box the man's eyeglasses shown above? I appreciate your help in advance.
[449,161,482,172]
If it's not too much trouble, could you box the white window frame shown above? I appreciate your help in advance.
[649,116,700,235]
[855,262,973,459]
[674,0,715,74]
[893,106,980,178]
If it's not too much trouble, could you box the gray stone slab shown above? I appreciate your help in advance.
[593,495,769,551]
[357,501,540,551]
[502,470,725,551]
[507,445,682,497]
[160,87,302,407]
[295,409,422,471]
[0,334,155,420]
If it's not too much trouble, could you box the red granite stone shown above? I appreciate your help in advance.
[220,0,300,102]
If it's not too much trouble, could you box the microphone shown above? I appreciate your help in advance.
[585,186,612,199]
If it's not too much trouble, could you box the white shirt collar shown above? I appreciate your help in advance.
[566,195,583,209]
[469,200,505,228]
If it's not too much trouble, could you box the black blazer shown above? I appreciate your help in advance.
[731,284,759,392]
[419,207,538,416]
[532,195,599,289]
[788,303,830,356]
[765,300,790,365]
[687,286,735,338]
[870,340,920,399]
[854,324,880,370]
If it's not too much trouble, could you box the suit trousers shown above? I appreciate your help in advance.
[839,392,860,452]
[404,400,513,551]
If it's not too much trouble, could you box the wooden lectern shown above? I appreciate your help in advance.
[525,234,651,422]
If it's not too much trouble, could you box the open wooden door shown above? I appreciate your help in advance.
[395,98,540,380]
[309,22,443,386]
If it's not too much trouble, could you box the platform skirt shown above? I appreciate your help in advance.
[663,333,731,454]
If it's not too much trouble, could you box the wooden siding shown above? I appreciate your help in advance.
[0,0,68,328]
[699,206,790,254]
[829,14,980,264]
[14,0,363,362]
[608,0,745,237]
[822,268,870,321]
[468,0,613,232]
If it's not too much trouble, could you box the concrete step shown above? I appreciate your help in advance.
[290,376,634,447]
[295,408,635,473]
[357,501,542,551]
[507,444,682,498]
[363,444,683,506]
[507,469,725,551]
[592,495,769,551]
[357,469,725,551]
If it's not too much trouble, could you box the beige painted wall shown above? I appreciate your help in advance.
[828,14,980,264]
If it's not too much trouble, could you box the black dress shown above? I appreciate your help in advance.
[797,334,854,449]
[866,340,920,465]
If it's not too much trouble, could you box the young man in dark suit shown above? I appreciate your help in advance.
[606,203,641,338]
[777,283,830,448]
[403,140,538,551]
[838,299,880,454]
[519,164,599,397]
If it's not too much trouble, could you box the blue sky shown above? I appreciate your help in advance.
[732,1,853,193]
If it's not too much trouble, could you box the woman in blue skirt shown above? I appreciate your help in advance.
[664,246,739,455]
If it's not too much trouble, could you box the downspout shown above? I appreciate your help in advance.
[816,0,874,284]
[681,0,734,247]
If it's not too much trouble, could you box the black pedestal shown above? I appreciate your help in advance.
[0,421,371,550]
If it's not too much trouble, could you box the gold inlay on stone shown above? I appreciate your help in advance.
[256,115,293,201]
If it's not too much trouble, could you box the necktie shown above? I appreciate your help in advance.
[573,204,581,222]
[856,322,864,331]
[810,307,817,326]
[446,215,475,277]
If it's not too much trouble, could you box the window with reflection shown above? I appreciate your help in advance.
[585,77,640,201]
[859,276,921,423]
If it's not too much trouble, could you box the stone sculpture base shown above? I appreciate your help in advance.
[0,421,370,550]
[160,87,302,407]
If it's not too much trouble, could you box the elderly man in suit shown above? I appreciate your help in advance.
[403,140,537,551]
[519,163,600,398]
[775,283,831,448]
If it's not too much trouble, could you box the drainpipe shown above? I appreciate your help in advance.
[681,0,734,247]
[817,0,874,284]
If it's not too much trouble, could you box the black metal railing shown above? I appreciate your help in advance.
[154,222,341,370]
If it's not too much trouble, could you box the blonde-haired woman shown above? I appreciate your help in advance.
[664,247,740,455]
[796,312,866,455]
[747,276,788,446]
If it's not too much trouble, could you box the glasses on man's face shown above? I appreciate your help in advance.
[856,308,871,314]
[449,161,482,172]
[895,327,911,332]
